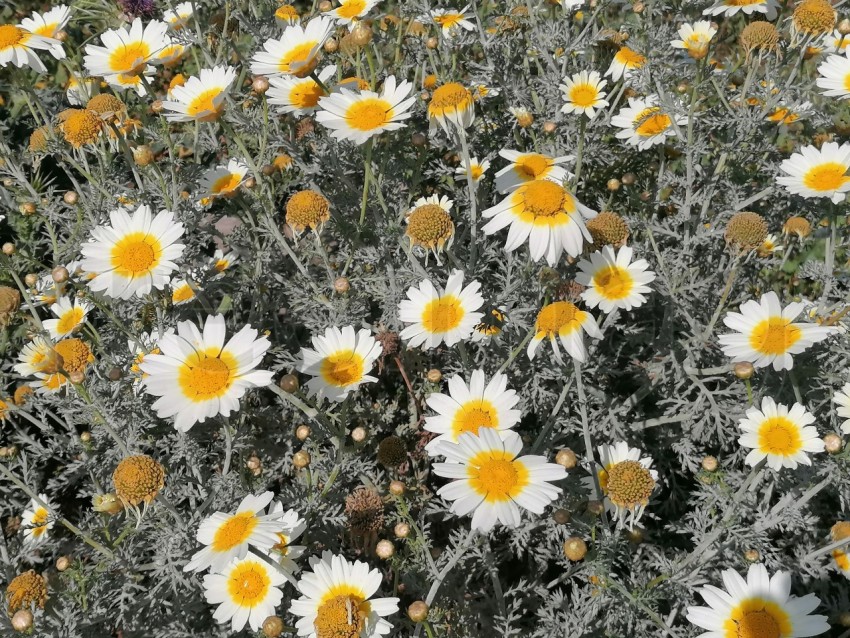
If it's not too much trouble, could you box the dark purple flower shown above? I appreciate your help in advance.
[118,0,157,18]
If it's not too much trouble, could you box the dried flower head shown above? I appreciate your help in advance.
[86,93,126,119]
[405,196,455,258]
[112,454,165,507]
[59,108,103,148]
[6,570,47,614]
[783,215,812,237]
[52,338,93,375]
[724,211,768,250]
[286,189,331,234]
[740,22,780,58]
[377,436,407,467]
[28,126,51,153]
[586,211,630,247]
[0,285,21,328]
[793,0,836,37]
[344,486,384,534]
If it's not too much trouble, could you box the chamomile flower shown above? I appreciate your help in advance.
[83,19,168,91]
[265,502,306,574]
[670,20,717,59]
[404,194,455,262]
[432,429,567,531]
[203,556,285,633]
[423,369,521,456]
[128,329,172,379]
[778,142,850,203]
[290,552,399,638]
[298,325,382,403]
[834,382,850,433]
[718,291,837,371]
[164,2,194,30]
[823,29,850,53]
[266,65,335,115]
[758,233,783,256]
[455,156,490,183]
[527,301,602,363]
[605,46,647,82]
[43,296,92,340]
[428,82,475,134]
[20,5,71,59]
[211,249,240,275]
[21,494,54,546]
[0,23,61,73]
[482,179,595,265]
[199,159,249,202]
[738,397,825,470]
[13,336,57,378]
[325,0,382,28]
[250,16,335,78]
[576,246,656,313]
[591,442,658,529]
[494,150,571,193]
[80,204,185,300]
[66,74,97,105]
[184,491,284,573]
[818,53,850,99]
[398,269,484,349]
[156,36,188,66]
[703,0,778,18]
[140,314,273,432]
[29,339,93,394]
[315,75,415,144]
[612,95,685,150]
[559,70,609,119]
[161,65,237,122]
[170,278,198,305]
[686,564,829,638]
[429,6,475,38]
[766,102,812,125]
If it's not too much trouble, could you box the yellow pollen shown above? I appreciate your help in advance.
[451,400,498,437]
[320,349,365,386]
[345,97,394,131]
[0,25,28,50]
[634,108,672,137]
[53,338,92,375]
[286,189,331,232]
[108,41,151,74]
[513,154,551,179]
[31,507,48,528]
[569,83,598,108]
[186,87,224,121]
[226,560,270,607]
[593,265,634,300]
[468,451,529,502]
[470,164,484,180]
[615,46,646,67]
[290,79,326,108]
[336,0,368,19]
[213,511,258,552]
[110,231,162,279]
[279,41,318,73]
[178,350,235,401]
[276,5,299,20]
[748,317,802,355]
[421,295,464,333]
[60,109,103,148]
[211,172,243,194]
[723,599,791,638]
[56,307,84,334]
[802,161,850,191]
[315,594,370,638]
[757,416,803,456]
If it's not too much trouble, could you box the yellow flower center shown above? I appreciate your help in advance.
[724,0,764,6]
[470,164,484,180]
[605,460,655,509]
[634,107,672,137]
[0,25,28,50]
[451,399,498,437]
[429,82,473,117]
[56,306,84,335]
[186,88,225,121]
[345,97,394,131]
[723,598,791,638]
[31,507,49,535]
[569,83,598,108]
[53,338,92,374]
[517,179,571,221]
[513,154,551,179]
[748,317,802,355]
[272,533,290,555]
[315,594,371,638]
[421,295,464,333]
[467,451,529,502]
[276,5,299,20]
[215,259,229,272]
[226,560,270,607]
[336,0,368,19]
[213,511,258,552]
[535,301,586,337]
[172,283,195,303]
[757,416,803,456]
[802,161,850,191]
[279,41,318,73]
[290,78,326,109]
[615,46,646,67]
[108,41,151,74]
[320,349,365,386]
[406,204,454,249]
[61,109,103,148]
[593,265,634,300]
[434,12,464,28]
[211,172,242,195]
[110,231,163,279]
[178,348,236,401]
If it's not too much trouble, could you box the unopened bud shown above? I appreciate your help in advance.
[252,76,270,94]
[389,480,405,496]
[555,449,577,469]
[296,424,311,441]
[426,368,442,383]
[394,522,410,538]
[701,455,718,472]
[334,277,350,294]
[734,362,754,380]
[63,190,79,205]
[563,537,587,561]
[279,373,299,393]
[824,433,843,454]
[293,450,311,468]
[56,555,72,571]
[407,601,429,623]
[376,539,395,559]
[351,426,367,442]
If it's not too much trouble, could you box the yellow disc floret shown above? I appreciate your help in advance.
[59,108,103,148]
[286,190,331,233]
[6,570,48,614]
[605,460,655,510]
[406,204,454,251]
[112,454,165,506]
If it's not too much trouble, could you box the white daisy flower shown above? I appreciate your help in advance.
[13,336,56,377]
[250,16,335,78]
[778,142,850,203]
[128,328,173,379]
[264,502,307,574]
[83,18,168,90]
[611,95,685,150]
[738,397,825,471]
[818,53,850,100]
[199,159,249,203]
[424,369,521,456]
[605,46,647,82]
[758,233,783,256]
[20,4,71,59]
[432,429,567,531]
[156,36,189,66]
[161,65,237,122]
[670,20,717,59]
[66,74,98,105]
[298,325,382,403]
[164,2,194,30]
[455,156,490,183]
[275,5,301,25]
[203,555,285,633]
[483,179,595,266]
[576,245,656,313]
[527,301,602,363]
[398,269,484,349]
[325,0,382,28]
[211,249,240,275]
[686,564,829,638]
[267,65,335,116]
[290,552,399,638]
[822,29,850,53]
[140,314,274,432]
[429,6,475,38]
[315,75,416,145]
[184,491,285,573]
[21,494,55,546]
[43,296,92,340]
[170,278,198,305]
[0,22,61,72]
[404,193,455,263]
[80,204,186,300]
[560,70,609,119]
[702,0,778,19]
[428,82,475,134]
[766,101,812,125]
[718,291,837,371]
[590,441,658,530]
[834,382,850,433]
[493,149,571,193]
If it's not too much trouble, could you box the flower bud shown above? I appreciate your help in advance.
[824,433,843,454]
[292,450,311,468]
[11,609,33,633]
[151,100,164,114]
[56,556,71,572]
[744,548,760,562]
[262,616,285,638]
[394,522,410,538]
[3,242,17,255]
[351,426,367,443]
[563,537,588,561]
[552,508,571,524]
[351,23,373,46]
[376,539,395,559]
[607,178,621,191]
[296,424,311,441]
[324,38,338,53]
[93,493,124,515]
[319,0,332,10]
[426,368,442,383]
[20,202,37,215]
[334,277,350,294]
[63,191,79,205]
[133,145,154,166]
[701,455,718,472]
[107,366,122,381]
[586,500,604,516]
[279,373,299,393]
[389,480,405,496]
[80,431,91,443]
[24,273,39,287]
[426,36,439,49]
[621,172,636,185]
[555,449,577,469]
[407,601,429,623]
[542,120,557,134]
[52,266,69,283]
[734,362,754,380]
[252,76,270,94]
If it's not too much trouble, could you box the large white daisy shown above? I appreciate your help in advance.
[250,16,335,78]
[777,142,850,203]
[527,300,602,363]
[298,325,382,403]
[161,65,237,122]
[560,70,609,119]
[398,269,484,349]
[817,53,850,99]
[204,555,285,633]
[702,0,779,18]
[80,204,185,300]
[0,23,60,73]
[83,18,168,91]
[20,4,71,59]
[576,245,656,313]
[140,314,274,432]
[738,396,825,471]
[43,296,92,340]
